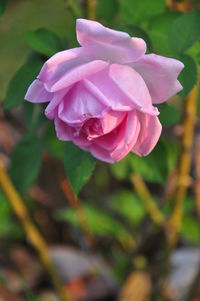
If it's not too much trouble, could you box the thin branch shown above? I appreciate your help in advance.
[162,169,178,204]
[167,82,199,246]
[0,160,73,301]
[87,0,96,20]
[59,177,96,248]
[131,174,165,226]
[194,136,200,216]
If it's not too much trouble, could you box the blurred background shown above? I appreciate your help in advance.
[0,0,200,300]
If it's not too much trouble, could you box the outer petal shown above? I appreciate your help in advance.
[109,64,158,115]
[25,79,53,103]
[54,115,73,141]
[76,19,146,63]
[87,144,114,163]
[44,60,109,92]
[132,111,162,156]
[37,47,109,92]
[38,47,85,82]
[45,89,69,120]
[87,71,134,111]
[132,54,184,104]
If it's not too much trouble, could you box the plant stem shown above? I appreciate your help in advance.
[168,82,199,246]
[60,177,96,248]
[87,0,96,20]
[194,135,200,216]
[0,161,72,301]
[131,174,165,226]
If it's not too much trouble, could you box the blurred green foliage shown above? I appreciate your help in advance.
[0,190,23,239]
[0,2,200,290]
[0,0,7,19]
[55,203,135,249]
[10,134,43,193]
[4,56,44,110]
[64,142,96,195]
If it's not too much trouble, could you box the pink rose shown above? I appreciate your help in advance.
[25,19,184,163]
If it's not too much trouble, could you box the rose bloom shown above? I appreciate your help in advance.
[25,19,184,163]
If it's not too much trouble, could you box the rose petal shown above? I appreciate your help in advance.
[100,111,126,135]
[110,111,140,161]
[88,144,114,163]
[93,111,140,162]
[25,79,53,103]
[85,111,126,140]
[86,72,134,111]
[54,115,73,141]
[109,64,158,115]
[38,47,84,82]
[44,60,109,92]
[132,111,162,156]
[132,54,184,104]
[45,89,69,120]
[76,19,146,63]
[57,80,108,125]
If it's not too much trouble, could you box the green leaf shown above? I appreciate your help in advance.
[147,11,181,55]
[10,135,43,193]
[149,11,181,33]
[120,0,165,24]
[181,216,200,245]
[23,102,47,133]
[168,10,200,53]
[183,196,196,214]
[129,140,168,183]
[149,30,172,56]
[158,103,182,127]
[64,142,96,196]
[44,125,65,160]
[187,41,200,65]
[111,190,146,227]
[25,28,64,57]
[96,0,119,21]
[178,54,198,97]
[56,204,135,248]
[0,0,7,19]
[4,56,44,110]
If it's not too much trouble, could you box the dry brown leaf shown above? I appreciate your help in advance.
[118,272,151,301]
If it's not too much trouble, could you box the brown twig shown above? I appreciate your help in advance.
[131,174,165,226]
[194,136,200,216]
[87,0,96,20]
[162,169,178,204]
[0,160,73,301]
[59,177,96,248]
[0,120,14,153]
[167,82,199,246]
